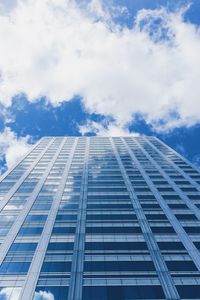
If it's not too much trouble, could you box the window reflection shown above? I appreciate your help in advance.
[34,286,68,300]
[0,287,21,300]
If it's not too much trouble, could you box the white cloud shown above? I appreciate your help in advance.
[0,0,18,14]
[33,290,55,300]
[0,287,21,300]
[79,120,138,136]
[0,0,200,130]
[0,127,31,171]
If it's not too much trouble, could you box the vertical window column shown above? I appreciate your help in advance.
[110,137,180,300]
[144,136,200,192]
[0,137,43,184]
[20,138,78,300]
[123,137,200,271]
[0,138,58,264]
[68,138,89,300]
[135,138,200,222]
[0,138,55,212]
[154,136,200,177]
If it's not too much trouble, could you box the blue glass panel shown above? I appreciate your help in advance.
[25,215,47,222]
[9,243,37,252]
[34,286,68,300]
[0,262,30,274]
[86,227,142,234]
[47,242,74,251]
[56,215,77,221]
[176,285,200,299]
[82,285,165,300]
[52,227,76,234]
[166,261,198,271]
[87,204,132,209]
[84,261,155,272]
[41,262,71,273]
[18,227,43,235]
[158,242,185,251]
[85,242,148,251]
[86,214,137,221]
[31,204,52,210]
[151,227,175,234]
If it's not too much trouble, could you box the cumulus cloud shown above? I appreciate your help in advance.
[79,120,138,136]
[33,290,55,300]
[0,127,31,171]
[0,0,200,130]
[0,287,21,300]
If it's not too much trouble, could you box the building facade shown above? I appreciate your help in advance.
[0,136,200,299]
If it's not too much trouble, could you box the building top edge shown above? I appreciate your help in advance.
[40,135,154,138]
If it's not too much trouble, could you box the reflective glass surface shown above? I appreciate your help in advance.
[0,137,199,299]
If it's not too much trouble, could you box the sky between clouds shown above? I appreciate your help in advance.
[0,0,200,172]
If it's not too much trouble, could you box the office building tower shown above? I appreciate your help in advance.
[0,136,200,300]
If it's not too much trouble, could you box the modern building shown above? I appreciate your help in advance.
[0,136,200,300]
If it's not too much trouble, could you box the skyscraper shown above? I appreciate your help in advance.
[0,136,200,300]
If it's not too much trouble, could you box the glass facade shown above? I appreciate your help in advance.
[0,136,200,299]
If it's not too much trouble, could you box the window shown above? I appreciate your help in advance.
[146,214,167,221]
[31,203,52,211]
[184,227,200,234]
[87,204,132,209]
[0,287,21,300]
[34,286,69,300]
[84,261,155,272]
[158,242,185,251]
[41,261,71,273]
[166,260,197,271]
[0,262,30,274]
[82,285,165,300]
[151,227,175,234]
[176,285,200,299]
[18,227,43,235]
[52,227,76,234]
[168,204,188,209]
[86,226,142,234]
[85,242,148,251]
[25,215,47,222]
[47,242,74,251]
[175,214,197,221]
[9,243,37,252]
[86,214,137,221]
[56,214,77,221]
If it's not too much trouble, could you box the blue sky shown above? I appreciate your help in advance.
[0,0,200,172]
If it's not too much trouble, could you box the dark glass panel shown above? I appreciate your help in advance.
[41,262,71,273]
[47,242,74,251]
[84,261,155,272]
[85,242,148,251]
[166,261,198,271]
[176,285,200,299]
[82,285,165,300]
